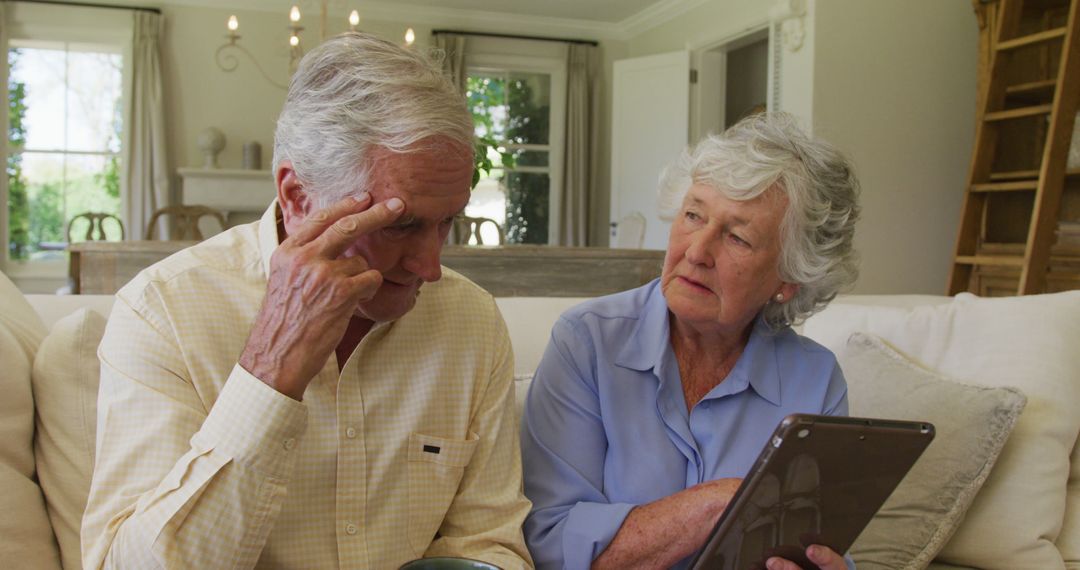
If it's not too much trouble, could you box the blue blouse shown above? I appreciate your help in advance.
[521,279,850,569]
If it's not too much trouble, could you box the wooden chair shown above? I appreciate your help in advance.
[453,215,505,245]
[612,211,646,249]
[146,205,227,241]
[66,212,125,243]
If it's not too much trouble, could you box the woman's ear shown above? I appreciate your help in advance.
[778,282,800,304]
[276,160,310,235]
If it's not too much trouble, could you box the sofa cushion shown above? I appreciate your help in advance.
[840,333,1026,570]
[494,297,588,376]
[33,308,108,570]
[803,291,1080,569]
[0,272,61,568]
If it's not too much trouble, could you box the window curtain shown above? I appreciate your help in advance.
[125,11,169,239]
[0,0,10,264]
[560,43,601,246]
[433,31,468,244]
[434,32,467,92]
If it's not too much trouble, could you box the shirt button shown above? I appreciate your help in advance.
[283,438,295,451]
[345,426,357,439]
[345,522,358,535]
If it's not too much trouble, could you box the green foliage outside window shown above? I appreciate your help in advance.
[467,73,550,244]
[7,49,29,259]
[7,47,123,261]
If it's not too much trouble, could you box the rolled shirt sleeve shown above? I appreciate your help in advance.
[82,297,307,570]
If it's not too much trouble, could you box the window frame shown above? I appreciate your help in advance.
[2,3,132,279]
[466,53,567,245]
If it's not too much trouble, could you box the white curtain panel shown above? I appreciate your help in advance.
[0,0,10,265]
[125,11,169,239]
[433,32,467,245]
[561,44,601,247]
[434,32,468,93]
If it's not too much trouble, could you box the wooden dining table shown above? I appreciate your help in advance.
[67,241,666,297]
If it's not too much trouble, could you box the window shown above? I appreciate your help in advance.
[7,41,124,267]
[465,54,565,245]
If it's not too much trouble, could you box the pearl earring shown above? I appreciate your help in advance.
[774,293,784,303]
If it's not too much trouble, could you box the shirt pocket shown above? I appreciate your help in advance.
[406,431,479,554]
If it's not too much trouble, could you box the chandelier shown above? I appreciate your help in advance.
[216,2,363,90]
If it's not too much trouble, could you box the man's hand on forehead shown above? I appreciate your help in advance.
[240,193,405,401]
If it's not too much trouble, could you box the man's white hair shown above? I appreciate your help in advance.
[272,32,474,208]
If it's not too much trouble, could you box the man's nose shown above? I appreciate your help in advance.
[403,229,443,282]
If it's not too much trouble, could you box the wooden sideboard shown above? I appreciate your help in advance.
[68,242,665,297]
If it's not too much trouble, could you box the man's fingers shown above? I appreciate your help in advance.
[287,193,373,246]
[317,197,405,259]
[348,269,383,301]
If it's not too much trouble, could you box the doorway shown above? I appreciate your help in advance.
[691,27,770,141]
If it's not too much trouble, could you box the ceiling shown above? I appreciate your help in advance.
[360,0,665,23]
[57,0,708,39]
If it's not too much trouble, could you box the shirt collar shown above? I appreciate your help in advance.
[615,280,673,372]
[719,315,782,406]
[615,280,783,406]
[257,199,283,279]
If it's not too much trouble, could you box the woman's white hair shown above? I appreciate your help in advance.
[272,32,473,207]
[657,112,860,328]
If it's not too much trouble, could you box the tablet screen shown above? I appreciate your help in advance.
[689,414,934,570]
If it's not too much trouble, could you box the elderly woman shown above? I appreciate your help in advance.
[521,112,860,570]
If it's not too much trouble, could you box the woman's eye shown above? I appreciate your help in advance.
[729,233,751,247]
[684,210,700,221]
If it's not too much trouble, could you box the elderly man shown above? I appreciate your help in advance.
[82,33,531,569]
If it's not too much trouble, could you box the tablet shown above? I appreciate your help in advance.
[689,414,935,570]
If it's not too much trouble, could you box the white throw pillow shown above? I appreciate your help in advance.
[839,333,1026,570]
[0,272,62,568]
[32,308,108,570]
[804,292,1080,569]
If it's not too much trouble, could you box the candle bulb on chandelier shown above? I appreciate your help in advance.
[227,15,239,32]
[290,5,301,22]
[349,10,360,31]
[404,28,415,46]
[290,34,300,47]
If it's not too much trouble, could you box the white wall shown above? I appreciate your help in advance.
[621,0,977,295]
[812,0,976,294]
[157,5,624,246]
[626,0,816,128]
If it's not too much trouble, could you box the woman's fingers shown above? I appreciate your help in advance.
[765,545,846,570]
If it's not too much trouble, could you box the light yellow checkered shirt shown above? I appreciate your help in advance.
[82,202,533,569]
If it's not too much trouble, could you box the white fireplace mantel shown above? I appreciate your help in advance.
[178,168,274,229]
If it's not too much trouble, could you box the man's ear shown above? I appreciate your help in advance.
[276,160,310,235]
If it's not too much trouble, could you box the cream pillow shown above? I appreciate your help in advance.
[839,333,1026,570]
[0,271,61,568]
[32,308,108,570]
[804,292,1080,569]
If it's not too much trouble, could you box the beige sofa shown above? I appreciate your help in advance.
[2,270,1078,569]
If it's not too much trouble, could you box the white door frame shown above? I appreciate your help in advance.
[689,24,773,142]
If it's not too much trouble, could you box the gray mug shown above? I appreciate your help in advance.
[398,557,502,570]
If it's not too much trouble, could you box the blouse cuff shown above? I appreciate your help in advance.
[561,501,636,568]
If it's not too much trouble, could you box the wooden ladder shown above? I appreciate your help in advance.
[948,0,1080,295]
